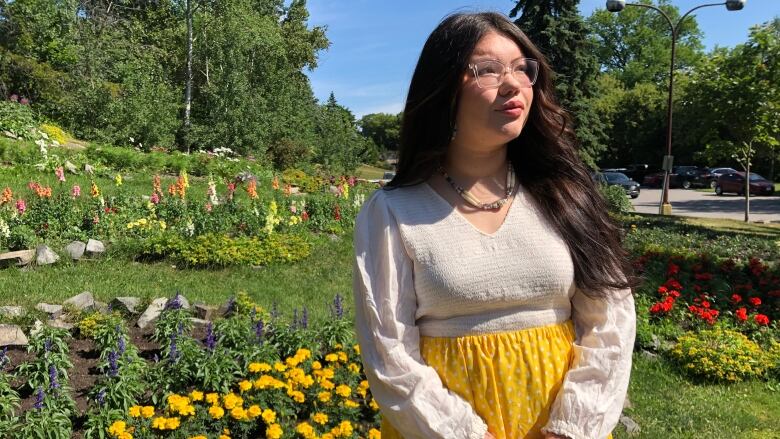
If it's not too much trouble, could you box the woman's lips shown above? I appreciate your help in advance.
[498,107,524,117]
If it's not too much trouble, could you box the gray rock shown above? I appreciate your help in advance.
[189,317,210,327]
[64,160,78,174]
[94,301,109,314]
[63,291,95,311]
[48,316,74,331]
[137,298,167,329]
[84,163,95,174]
[166,293,190,310]
[111,297,141,314]
[85,239,105,255]
[0,249,36,266]
[35,303,63,320]
[35,245,60,265]
[640,350,659,360]
[619,415,641,435]
[0,306,24,318]
[0,324,28,346]
[64,241,86,260]
[193,303,217,320]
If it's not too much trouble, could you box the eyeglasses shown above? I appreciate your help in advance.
[467,58,539,89]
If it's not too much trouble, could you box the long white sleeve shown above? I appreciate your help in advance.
[542,287,636,439]
[352,190,489,439]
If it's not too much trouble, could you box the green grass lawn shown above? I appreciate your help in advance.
[355,164,390,180]
[614,354,780,439]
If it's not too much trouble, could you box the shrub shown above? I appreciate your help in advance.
[140,232,311,267]
[598,184,633,214]
[39,123,69,145]
[0,100,39,140]
[282,168,323,193]
[670,328,775,382]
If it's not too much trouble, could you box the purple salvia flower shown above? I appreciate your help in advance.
[165,292,182,310]
[177,322,184,335]
[34,388,44,409]
[44,338,52,353]
[225,297,236,315]
[255,320,264,344]
[118,336,126,356]
[292,308,298,329]
[301,307,309,329]
[49,364,59,390]
[169,333,178,363]
[108,350,119,377]
[205,322,216,352]
[0,346,7,367]
[96,388,106,406]
[332,294,344,319]
[250,306,257,320]
[107,302,113,312]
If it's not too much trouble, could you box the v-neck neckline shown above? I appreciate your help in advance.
[423,181,518,238]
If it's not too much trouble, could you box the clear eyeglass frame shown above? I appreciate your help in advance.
[467,58,539,89]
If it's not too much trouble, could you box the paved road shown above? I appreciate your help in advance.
[630,188,780,222]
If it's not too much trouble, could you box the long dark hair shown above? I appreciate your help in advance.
[388,12,638,297]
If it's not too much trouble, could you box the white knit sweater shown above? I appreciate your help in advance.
[352,183,636,439]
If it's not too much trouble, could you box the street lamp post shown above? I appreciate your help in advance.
[605,0,745,215]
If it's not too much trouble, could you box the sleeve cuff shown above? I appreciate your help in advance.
[467,416,488,439]
[541,421,588,439]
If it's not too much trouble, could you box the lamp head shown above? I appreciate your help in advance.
[606,0,626,12]
[725,0,745,11]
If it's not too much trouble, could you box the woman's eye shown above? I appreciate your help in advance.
[477,66,499,76]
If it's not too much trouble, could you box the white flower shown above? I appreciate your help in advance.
[0,219,10,239]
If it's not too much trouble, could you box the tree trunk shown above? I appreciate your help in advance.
[182,0,194,153]
[744,144,751,223]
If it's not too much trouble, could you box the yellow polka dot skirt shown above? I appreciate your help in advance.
[380,320,612,439]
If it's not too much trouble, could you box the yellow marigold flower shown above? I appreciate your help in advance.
[205,393,220,405]
[337,420,353,436]
[291,390,305,403]
[223,393,243,410]
[334,343,343,350]
[219,436,230,439]
[238,380,252,392]
[370,399,379,411]
[353,344,360,355]
[296,422,315,437]
[108,420,126,435]
[318,391,332,402]
[285,356,300,367]
[128,406,141,417]
[274,362,287,372]
[335,384,351,398]
[189,436,208,439]
[359,380,370,389]
[322,368,335,379]
[118,432,133,439]
[344,399,360,408]
[311,361,322,370]
[141,406,155,418]
[179,405,195,416]
[165,417,180,430]
[190,390,204,402]
[262,408,277,424]
[231,407,248,421]
[151,417,166,430]
[324,353,339,363]
[312,412,328,425]
[348,363,361,374]
[209,405,225,420]
[266,423,283,439]
[248,405,262,418]
[248,362,263,373]
[322,434,334,439]
[337,351,348,363]
[368,428,381,439]
[321,379,335,390]
[296,348,312,360]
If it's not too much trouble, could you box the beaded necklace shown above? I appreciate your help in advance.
[438,162,516,210]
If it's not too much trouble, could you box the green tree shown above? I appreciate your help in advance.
[586,0,704,87]
[314,93,376,174]
[358,112,401,152]
[510,0,607,168]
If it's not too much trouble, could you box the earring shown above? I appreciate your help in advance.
[451,123,457,141]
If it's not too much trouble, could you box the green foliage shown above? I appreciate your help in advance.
[0,100,39,140]
[358,112,401,152]
[39,123,68,144]
[282,168,323,193]
[141,232,312,267]
[670,328,775,382]
[18,393,74,439]
[82,407,124,439]
[598,183,634,214]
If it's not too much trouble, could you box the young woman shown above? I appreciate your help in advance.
[353,12,637,439]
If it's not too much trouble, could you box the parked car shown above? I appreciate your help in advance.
[702,167,738,188]
[715,172,775,196]
[593,171,641,198]
[642,166,705,189]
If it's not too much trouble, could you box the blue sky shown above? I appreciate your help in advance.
[304,0,779,118]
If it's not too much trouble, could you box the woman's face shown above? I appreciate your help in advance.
[454,31,534,150]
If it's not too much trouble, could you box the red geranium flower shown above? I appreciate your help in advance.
[748,297,761,307]
[731,294,742,303]
[754,314,770,326]
[666,262,680,277]
[735,307,748,321]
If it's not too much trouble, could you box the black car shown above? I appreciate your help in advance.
[594,171,641,198]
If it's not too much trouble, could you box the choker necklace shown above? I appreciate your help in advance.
[438,162,516,210]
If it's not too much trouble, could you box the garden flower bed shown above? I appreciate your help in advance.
[1,293,380,439]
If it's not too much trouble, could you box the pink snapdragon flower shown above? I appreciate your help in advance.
[16,198,26,215]
[55,167,65,183]
[150,193,160,204]
[71,185,81,197]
